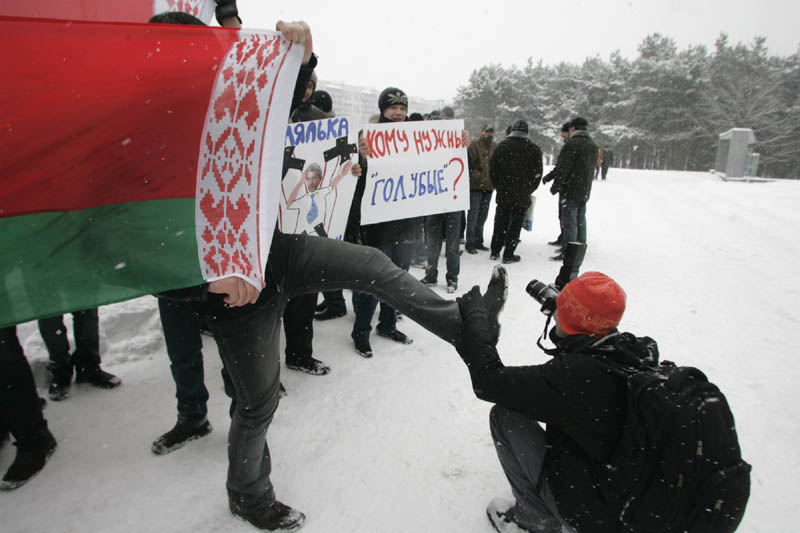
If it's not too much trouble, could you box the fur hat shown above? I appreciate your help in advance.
[556,272,626,337]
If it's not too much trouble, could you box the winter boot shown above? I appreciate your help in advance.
[286,356,331,376]
[487,499,530,533]
[75,366,121,389]
[151,418,212,455]
[353,337,373,358]
[502,254,521,264]
[48,370,72,401]
[0,429,57,491]
[376,328,413,344]
[314,307,346,321]
[230,498,305,531]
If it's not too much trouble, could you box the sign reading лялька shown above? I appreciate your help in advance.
[360,119,469,225]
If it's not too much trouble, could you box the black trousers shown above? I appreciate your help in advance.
[490,204,527,258]
[37,309,101,377]
[282,292,317,363]
[0,326,49,445]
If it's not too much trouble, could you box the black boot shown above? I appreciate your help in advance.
[0,429,57,490]
[151,418,212,455]
[230,498,305,531]
[75,366,121,389]
[286,356,331,376]
[353,336,373,358]
[48,369,72,401]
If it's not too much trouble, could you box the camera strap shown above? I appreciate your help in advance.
[536,314,560,356]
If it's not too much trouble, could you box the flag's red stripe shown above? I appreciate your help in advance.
[0,0,150,22]
[0,17,239,218]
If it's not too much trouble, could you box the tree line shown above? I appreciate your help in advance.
[455,33,799,178]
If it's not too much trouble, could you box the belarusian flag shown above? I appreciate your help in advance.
[0,16,303,328]
[0,0,216,24]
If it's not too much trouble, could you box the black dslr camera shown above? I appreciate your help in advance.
[526,242,587,316]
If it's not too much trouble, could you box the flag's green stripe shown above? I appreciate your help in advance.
[1,198,203,328]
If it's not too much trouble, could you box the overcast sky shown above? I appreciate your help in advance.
[238,0,799,103]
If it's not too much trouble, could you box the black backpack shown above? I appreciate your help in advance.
[594,354,752,532]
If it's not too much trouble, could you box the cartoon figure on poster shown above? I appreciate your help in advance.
[279,118,358,240]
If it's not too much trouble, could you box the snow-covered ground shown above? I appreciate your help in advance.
[2,168,798,532]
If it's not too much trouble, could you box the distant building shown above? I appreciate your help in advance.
[318,80,445,127]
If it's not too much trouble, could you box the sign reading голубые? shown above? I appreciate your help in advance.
[360,119,469,225]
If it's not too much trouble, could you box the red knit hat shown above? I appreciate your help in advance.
[556,272,626,337]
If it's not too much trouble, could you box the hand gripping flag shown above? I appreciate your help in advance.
[0,16,303,327]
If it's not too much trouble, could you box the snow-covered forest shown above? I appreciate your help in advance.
[456,34,800,178]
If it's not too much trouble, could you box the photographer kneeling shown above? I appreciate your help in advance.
[456,271,639,533]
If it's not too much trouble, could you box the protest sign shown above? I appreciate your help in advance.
[279,118,359,240]
[360,119,469,225]
[0,17,302,327]
[0,0,215,24]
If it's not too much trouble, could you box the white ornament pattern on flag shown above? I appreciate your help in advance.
[196,33,289,285]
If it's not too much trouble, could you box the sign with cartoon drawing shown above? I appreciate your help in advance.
[360,119,469,225]
[279,117,359,240]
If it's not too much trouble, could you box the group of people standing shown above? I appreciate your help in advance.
[465,116,604,266]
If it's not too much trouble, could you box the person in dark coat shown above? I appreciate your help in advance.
[488,120,542,263]
[465,124,496,254]
[601,145,613,180]
[456,271,653,533]
[543,117,598,260]
[547,121,573,250]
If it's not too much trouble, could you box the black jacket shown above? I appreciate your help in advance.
[488,134,542,207]
[544,130,598,202]
[457,324,660,533]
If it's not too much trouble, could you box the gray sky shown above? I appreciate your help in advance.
[238,0,799,103]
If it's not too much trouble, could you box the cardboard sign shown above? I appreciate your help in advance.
[360,119,469,225]
[279,117,359,240]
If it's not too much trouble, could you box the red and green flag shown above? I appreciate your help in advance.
[0,16,303,327]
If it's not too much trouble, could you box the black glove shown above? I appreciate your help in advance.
[549,182,560,195]
[215,0,241,25]
[542,173,552,184]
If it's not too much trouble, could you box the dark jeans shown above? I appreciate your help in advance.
[490,204,527,258]
[466,190,492,249]
[283,292,317,363]
[0,327,49,446]
[38,309,101,377]
[158,299,236,423]
[199,233,462,508]
[352,241,417,340]
[490,406,575,533]
[424,212,461,284]
[601,165,609,180]
[562,199,587,244]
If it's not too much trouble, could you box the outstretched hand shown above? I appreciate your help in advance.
[208,276,263,307]
[275,20,313,65]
